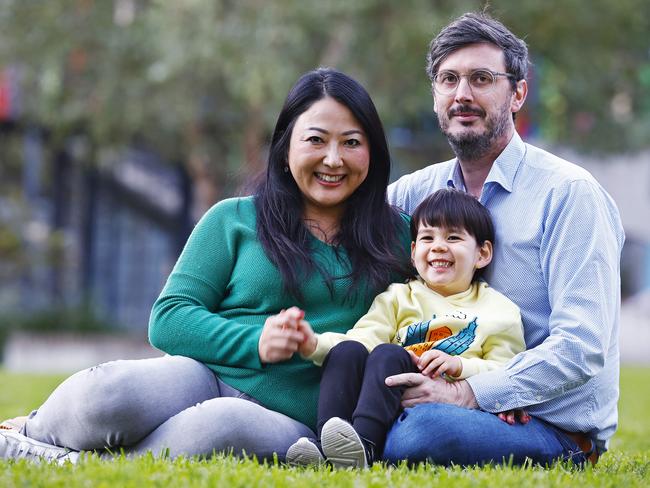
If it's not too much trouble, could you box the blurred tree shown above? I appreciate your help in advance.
[0,0,648,214]
[496,0,650,153]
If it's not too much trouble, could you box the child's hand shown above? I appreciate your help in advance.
[406,349,419,366]
[296,318,317,357]
[418,349,462,378]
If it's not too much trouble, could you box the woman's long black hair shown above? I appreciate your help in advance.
[254,68,411,301]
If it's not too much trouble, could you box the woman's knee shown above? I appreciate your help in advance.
[55,361,150,430]
[36,356,212,436]
[25,360,144,448]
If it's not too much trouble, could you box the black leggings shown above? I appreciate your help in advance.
[317,341,417,453]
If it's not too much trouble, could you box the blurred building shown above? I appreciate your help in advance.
[0,122,192,334]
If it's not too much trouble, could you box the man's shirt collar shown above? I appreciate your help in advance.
[446,132,526,194]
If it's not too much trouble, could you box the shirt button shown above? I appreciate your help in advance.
[536,395,542,401]
[495,402,502,409]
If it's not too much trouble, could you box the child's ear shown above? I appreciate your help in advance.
[410,241,417,264]
[476,240,493,269]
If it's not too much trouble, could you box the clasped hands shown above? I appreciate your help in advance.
[258,307,528,425]
[257,307,314,363]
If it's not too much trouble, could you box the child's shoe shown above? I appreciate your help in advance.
[286,437,325,467]
[320,417,375,468]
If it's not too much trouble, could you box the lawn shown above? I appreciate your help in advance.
[1,368,649,487]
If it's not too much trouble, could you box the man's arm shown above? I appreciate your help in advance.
[467,179,623,413]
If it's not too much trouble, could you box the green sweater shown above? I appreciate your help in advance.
[149,196,410,429]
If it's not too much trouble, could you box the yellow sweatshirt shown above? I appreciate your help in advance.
[307,279,525,379]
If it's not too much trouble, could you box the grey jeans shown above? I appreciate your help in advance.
[22,355,314,460]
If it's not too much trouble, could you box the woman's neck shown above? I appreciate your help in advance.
[303,206,343,244]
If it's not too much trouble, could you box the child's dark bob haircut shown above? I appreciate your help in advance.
[410,188,495,281]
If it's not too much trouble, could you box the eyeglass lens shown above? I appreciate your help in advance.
[434,70,496,94]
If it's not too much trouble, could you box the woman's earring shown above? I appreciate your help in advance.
[283,165,289,173]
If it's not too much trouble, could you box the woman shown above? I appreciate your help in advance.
[0,68,412,462]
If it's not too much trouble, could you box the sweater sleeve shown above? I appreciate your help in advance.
[148,199,265,370]
[455,310,526,379]
[306,285,401,366]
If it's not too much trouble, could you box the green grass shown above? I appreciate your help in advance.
[1,368,649,487]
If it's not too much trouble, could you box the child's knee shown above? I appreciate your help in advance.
[368,343,411,367]
[329,341,368,360]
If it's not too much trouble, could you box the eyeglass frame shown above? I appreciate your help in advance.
[431,69,518,96]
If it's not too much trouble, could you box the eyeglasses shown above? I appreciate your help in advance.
[432,69,516,95]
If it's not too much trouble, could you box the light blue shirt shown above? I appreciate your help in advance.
[388,132,625,452]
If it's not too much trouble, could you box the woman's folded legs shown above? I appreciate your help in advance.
[17,354,314,461]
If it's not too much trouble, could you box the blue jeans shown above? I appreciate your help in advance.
[383,404,588,466]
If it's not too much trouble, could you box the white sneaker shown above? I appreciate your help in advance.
[286,437,325,467]
[320,417,371,469]
[0,430,79,464]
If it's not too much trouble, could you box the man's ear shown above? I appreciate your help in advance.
[510,79,528,114]
[476,240,493,269]
[432,84,439,114]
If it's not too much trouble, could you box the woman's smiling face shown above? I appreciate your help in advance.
[287,96,370,224]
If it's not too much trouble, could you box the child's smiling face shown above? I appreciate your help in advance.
[411,224,492,296]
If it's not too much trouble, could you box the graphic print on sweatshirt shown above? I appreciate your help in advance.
[400,317,479,357]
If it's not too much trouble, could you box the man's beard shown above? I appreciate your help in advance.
[438,100,512,161]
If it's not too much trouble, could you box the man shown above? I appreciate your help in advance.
[384,12,624,466]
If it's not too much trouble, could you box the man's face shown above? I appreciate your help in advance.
[433,43,524,160]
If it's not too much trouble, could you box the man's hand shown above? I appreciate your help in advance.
[385,372,479,409]
[497,409,530,425]
[258,307,307,364]
[417,349,462,378]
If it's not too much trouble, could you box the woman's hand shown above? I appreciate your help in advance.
[417,349,462,378]
[297,320,317,357]
[497,409,531,425]
[258,307,307,364]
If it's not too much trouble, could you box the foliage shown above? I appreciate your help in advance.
[0,367,649,486]
[495,0,650,153]
[0,0,648,208]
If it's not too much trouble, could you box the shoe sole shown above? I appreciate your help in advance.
[286,438,325,467]
[321,417,367,469]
